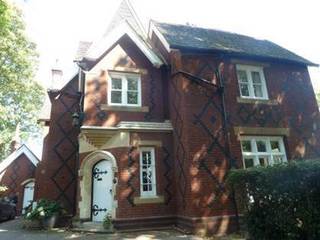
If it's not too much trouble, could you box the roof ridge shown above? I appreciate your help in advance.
[154,21,268,42]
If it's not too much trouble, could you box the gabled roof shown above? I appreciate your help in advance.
[75,0,163,68]
[103,0,146,39]
[83,22,164,68]
[0,144,39,174]
[152,21,317,66]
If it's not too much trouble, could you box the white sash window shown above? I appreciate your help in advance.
[108,72,141,106]
[236,64,268,99]
[139,147,156,197]
[240,136,287,168]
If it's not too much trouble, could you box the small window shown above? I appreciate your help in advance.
[139,147,156,197]
[108,72,141,106]
[236,65,268,99]
[240,136,287,168]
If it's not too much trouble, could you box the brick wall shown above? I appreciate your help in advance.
[168,50,320,233]
[83,36,166,127]
[34,76,80,214]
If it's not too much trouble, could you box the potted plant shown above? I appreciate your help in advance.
[102,213,113,231]
[23,199,64,230]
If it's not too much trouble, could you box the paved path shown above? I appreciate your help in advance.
[0,219,203,240]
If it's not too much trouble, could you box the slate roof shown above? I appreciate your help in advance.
[154,22,317,66]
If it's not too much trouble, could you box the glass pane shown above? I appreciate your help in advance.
[253,84,263,97]
[244,158,254,168]
[148,172,152,183]
[251,71,262,84]
[127,78,138,90]
[271,141,280,152]
[142,152,150,165]
[148,184,152,191]
[241,141,251,152]
[259,157,269,166]
[237,70,248,82]
[143,185,148,191]
[273,155,283,164]
[256,141,267,152]
[111,91,121,103]
[111,78,122,89]
[127,91,138,104]
[142,172,148,184]
[240,84,250,97]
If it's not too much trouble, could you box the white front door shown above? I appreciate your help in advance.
[92,160,113,222]
[22,181,34,214]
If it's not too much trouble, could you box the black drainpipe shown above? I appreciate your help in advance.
[216,66,240,231]
[72,65,85,217]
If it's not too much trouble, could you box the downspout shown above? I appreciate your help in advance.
[216,65,240,231]
[72,63,85,217]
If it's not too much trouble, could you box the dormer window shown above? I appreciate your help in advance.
[108,72,141,106]
[236,64,268,99]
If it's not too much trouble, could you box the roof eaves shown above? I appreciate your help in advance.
[169,44,318,67]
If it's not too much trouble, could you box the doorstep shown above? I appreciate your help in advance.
[72,221,114,233]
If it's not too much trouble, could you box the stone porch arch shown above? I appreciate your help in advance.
[78,150,118,220]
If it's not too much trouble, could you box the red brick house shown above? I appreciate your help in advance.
[35,0,320,234]
[0,144,39,214]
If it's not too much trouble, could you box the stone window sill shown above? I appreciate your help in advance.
[101,105,149,112]
[133,196,164,205]
[237,97,279,106]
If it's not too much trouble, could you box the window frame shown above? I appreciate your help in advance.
[139,147,157,198]
[107,72,142,107]
[236,64,269,100]
[240,136,287,168]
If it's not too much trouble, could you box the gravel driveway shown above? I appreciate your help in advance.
[0,219,203,240]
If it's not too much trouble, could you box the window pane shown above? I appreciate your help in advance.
[111,78,122,89]
[142,172,148,184]
[240,83,250,97]
[241,141,251,152]
[127,78,138,90]
[253,84,263,97]
[251,71,262,84]
[273,155,283,164]
[142,151,151,164]
[127,91,138,104]
[256,141,267,152]
[244,158,254,168]
[111,91,121,103]
[237,70,248,82]
[259,157,269,167]
[271,141,280,152]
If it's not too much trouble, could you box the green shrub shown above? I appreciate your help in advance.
[24,199,64,220]
[227,160,320,240]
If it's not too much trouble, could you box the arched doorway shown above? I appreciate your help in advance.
[91,160,113,222]
[78,151,118,221]
[22,181,34,214]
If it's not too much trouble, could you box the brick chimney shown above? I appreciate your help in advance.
[50,59,63,90]
[10,123,21,153]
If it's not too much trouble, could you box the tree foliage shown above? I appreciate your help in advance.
[227,160,320,240]
[0,0,44,159]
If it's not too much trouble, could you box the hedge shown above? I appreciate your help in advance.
[227,160,320,240]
